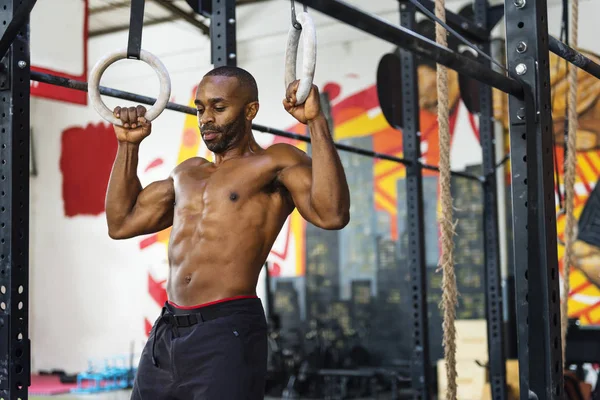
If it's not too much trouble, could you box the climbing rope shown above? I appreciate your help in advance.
[434,0,458,397]
[561,0,579,369]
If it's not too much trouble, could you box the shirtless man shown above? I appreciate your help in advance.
[105,66,350,399]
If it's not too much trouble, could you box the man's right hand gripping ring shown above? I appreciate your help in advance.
[88,48,172,126]
[284,11,317,105]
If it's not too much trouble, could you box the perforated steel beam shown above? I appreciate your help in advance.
[504,0,564,398]
[475,0,507,398]
[398,3,431,398]
[211,0,237,67]
[0,0,32,398]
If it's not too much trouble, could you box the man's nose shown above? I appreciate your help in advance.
[199,111,215,125]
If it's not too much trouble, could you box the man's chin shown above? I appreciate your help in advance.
[205,143,224,154]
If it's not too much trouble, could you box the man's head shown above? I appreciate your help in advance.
[195,66,259,154]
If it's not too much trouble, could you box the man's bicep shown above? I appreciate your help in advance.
[271,143,322,222]
[121,178,175,237]
[279,163,319,221]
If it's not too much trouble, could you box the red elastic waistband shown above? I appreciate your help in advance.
[168,295,258,310]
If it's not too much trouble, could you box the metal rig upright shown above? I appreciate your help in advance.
[211,0,237,67]
[398,2,431,398]
[0,0,32,399]
[504,0,564,398]
[476,0,507,399]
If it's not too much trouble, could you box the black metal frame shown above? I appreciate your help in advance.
[210,0,236,67]
[398,3,431,398]
[504,0,564,398]
[475,1,507,399]
[1,0,597,397]
[295,0,523,98]
[412,0,488,41]
[0,0,31,399]
[549,35,600,80]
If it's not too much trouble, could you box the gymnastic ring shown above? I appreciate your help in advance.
[88,48,171,126]
[284,11,317,105]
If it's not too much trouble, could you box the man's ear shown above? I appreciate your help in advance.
[246,101,259,120]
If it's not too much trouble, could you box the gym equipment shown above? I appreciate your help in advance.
[1,0,599,398]
[88,49,171,126]
[87,0,171,126]
[71,356,136,394]
[284,0,317,105]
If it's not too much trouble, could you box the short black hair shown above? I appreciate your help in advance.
[204,66,259,103]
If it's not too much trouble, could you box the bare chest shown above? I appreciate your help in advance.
[173,160,288,211]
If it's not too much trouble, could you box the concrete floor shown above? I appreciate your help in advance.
[30,392,131,400]
[29,393,309,400]
[29,391,404,400]
[29,390,293,400]
[30,392,286,400]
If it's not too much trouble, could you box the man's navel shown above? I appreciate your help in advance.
[229,192,239,202]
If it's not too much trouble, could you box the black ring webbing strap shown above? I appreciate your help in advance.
[127,0,146,59]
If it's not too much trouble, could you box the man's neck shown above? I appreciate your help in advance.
[214,133,261,165]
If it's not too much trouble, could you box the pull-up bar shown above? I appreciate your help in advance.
[548,36,600,80]
[30,70,483,182]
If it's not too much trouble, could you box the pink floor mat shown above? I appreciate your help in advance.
[29,374,87,395]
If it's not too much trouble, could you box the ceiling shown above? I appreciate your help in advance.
[88,0,588,38]
[88,0,268,38]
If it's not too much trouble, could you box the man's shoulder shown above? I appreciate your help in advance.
[171,157,211,175]
[266,143,310,164]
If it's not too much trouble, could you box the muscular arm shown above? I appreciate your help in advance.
[105,142,174,239]
[275,114,350,230]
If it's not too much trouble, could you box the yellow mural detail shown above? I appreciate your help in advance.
[374,192,397,216]
[292,210,305,276]
[335,112,390,139]
[177,92,203,164]
[292,142,308,275]
[557,150,600,323]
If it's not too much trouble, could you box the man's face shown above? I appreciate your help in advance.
[195,76,248,154]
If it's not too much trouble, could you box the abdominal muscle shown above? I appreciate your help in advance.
[165,201,285,307]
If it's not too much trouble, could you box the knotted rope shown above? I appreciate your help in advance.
[435,0,458,397]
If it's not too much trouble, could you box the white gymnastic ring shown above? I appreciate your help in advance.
[88,48,172,126]
[284,12,317,105]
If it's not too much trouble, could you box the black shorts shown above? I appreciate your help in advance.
[131,296,268,400]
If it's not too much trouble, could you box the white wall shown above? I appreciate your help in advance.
[28,0,600,374]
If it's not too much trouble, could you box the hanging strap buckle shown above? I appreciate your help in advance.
[290,0,307,30]
[127,0,146,59]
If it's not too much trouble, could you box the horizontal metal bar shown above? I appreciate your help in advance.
[154,0,210,35]
[30,70,483,182]
[31,70,195,114]
[409,0,488,41]
[89,16,181,38]
[256,124,481,180]
[296,0,524,98]
[89,1,130,14]
[0,0,38,60]
[548,36,600,80]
